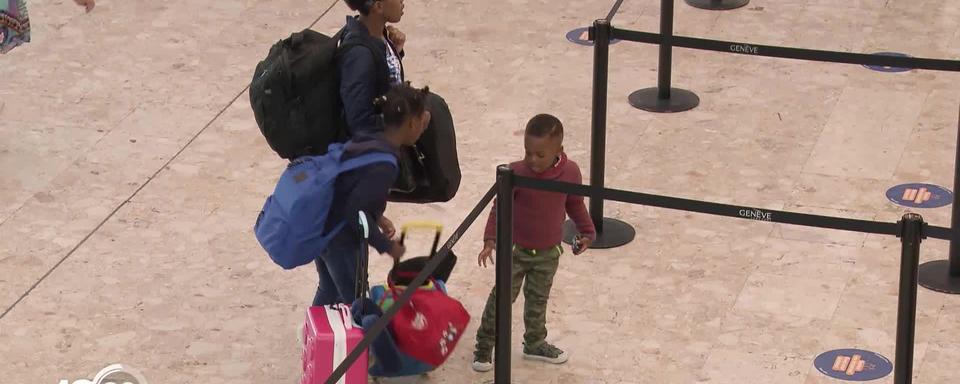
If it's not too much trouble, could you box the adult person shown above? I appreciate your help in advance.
[334,0,410,256]
[339,0,407,138]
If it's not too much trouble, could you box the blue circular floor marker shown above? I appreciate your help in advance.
[565,27,620,46]
[863,52,913,72]
[814,349,892,381]
[886,183,953,208]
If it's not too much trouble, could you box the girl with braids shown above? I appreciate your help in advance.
[312,82,431,307]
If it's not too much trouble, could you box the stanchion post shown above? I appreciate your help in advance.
[591,19,612,231]
[655,4,673,101]
[948,110,960,277]
[494,165,514,384]
[684,0,750,10]
[918,105,960,294]
[628,0,700,113]
[951,111,960,277]
[562,20,636,249]
[895,213,924,384]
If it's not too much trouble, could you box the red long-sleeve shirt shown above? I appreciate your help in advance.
[483,153,597,249]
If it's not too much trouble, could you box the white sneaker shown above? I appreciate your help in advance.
[472,350,494,372]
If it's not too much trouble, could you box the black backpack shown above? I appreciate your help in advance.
[249,28,382,159]
[388,91,462,203]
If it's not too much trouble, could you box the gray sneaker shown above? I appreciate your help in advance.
[522,342,569,364]
[472,349,493,372]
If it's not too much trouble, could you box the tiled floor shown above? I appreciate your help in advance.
[1,0,959,383]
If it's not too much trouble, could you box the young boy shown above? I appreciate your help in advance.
[472,114,596,372]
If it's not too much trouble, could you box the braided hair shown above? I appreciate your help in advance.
[372,82,431,129]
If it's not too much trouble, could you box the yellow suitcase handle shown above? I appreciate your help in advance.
[399,221,443,257]
[400,221,444,232]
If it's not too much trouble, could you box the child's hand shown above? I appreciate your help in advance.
[388,241,406,260]
[477,240,495,267]
[74,0,95,12]
[573,235,593,255]
[378,216,396,239]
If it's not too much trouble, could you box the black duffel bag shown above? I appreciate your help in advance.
[388,92,461,203]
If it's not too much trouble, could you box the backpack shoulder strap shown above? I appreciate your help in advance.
[338,37,390,90]
[339,152,397,173]
[338,35,382,58]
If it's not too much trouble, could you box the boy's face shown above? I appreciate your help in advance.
[524,134,563,174]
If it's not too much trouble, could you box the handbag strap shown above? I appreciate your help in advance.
[385,279,435,306]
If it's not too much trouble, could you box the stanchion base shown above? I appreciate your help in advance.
[628,87,700,113]
[918,260,960,294]
[685,0,750,10]
[562,218,636,249]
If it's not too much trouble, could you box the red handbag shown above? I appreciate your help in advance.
[387,278,470,366]
[387,222,470,366]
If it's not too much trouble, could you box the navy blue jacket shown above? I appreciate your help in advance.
[324,135,400,253]
[338,16,405,138]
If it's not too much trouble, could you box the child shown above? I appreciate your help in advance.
[313,82,432,307]
[472,114,596,372]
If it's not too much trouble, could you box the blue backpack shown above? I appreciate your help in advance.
[254,143,397,269]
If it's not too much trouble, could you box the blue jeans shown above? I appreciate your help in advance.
[313,241,361,306]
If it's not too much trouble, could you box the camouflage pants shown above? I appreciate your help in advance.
[475,244,562,352]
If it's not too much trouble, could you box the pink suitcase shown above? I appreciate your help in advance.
[301,304,368,384]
